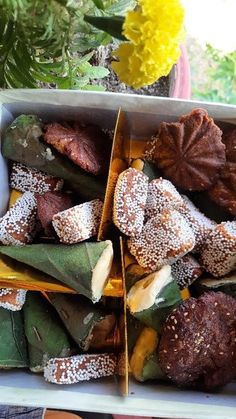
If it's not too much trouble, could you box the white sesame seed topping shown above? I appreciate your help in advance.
[10,162,63,194]
[44,353,117,385]
[128,209,195,271]
[113,168,148,237]
[0,192,37,245]
[52,199,103,244]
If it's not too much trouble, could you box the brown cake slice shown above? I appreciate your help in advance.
[44,353,117,384]
[0,192,37,245]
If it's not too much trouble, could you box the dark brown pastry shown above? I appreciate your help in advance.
[158,292,236,390]
[208,128,236,215]
[43,122,110,175]
[154,108,225,191]
[36,192,73,236]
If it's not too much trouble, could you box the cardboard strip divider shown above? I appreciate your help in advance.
[116,236,129,396]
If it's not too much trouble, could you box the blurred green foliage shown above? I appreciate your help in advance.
[192,45,236,104]
[0,0,135,89]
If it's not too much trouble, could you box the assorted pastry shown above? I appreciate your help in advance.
[0,114,118,385]
[0,114,114,302]
[1,107,236,392]
[113,108,236,391]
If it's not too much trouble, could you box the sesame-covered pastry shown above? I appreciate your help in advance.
[36,192,73,236]
[44,353,117,384]
[154,108,225,191]
[0,288,27,311]
[145,178,183,220]
[0,192,37,246]
[10,163,63,194]
[113,168,149,237]
[179,195,216,252]
[200,221,236,277]
[158,292,236,390]
[171,255,203,290]
[52,199,103,244]
[128,210,195,272]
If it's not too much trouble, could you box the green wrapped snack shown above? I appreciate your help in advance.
[0,307,28,368]
[48,293,116,351]
[127,313,144,356]
[126,263,148,292]
[127,265,182,331]
[130,327,166,382]
[131,159,161,181]
[24,293,72,372]
[2,115,105,200]
[194,274,236,298]
[0,241,113,302]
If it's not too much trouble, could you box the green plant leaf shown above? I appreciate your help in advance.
[106,0,136,15]
[84,15,126,40]
[91,0,104,10]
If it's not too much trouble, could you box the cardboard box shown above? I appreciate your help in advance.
[0,90,236,418]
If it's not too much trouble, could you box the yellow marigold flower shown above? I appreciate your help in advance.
[111,0,185,89]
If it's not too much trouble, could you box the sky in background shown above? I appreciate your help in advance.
[182,0,236,52]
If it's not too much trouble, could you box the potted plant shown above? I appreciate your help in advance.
[0,0,190,98]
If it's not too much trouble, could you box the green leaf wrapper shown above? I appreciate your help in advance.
[194,274,236,298]
[24,292,72,372]
[2,115,105,200]
[48,293,112,351]
[130,326,166,382]
[126,263,148,292]
[127,265,182,332]
[0,241,114,302]
[0,307,28,368]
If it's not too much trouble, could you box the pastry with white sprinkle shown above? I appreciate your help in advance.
[0,192,37,246]
[44,353,117,384]
[0,288,27,311]
[158,292,236,390]
[179,195,216,252]
[171,255,203,290]
[200,221,236,277]
[52,199,103,244]
[10,163,63,194]
[113,168,149,237]
[145,178,184,220]
[128,209,195,272]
